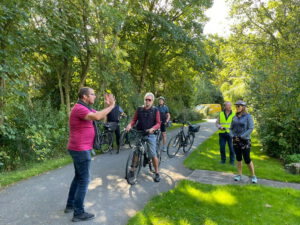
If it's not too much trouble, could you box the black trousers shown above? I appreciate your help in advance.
[114,124,121,146]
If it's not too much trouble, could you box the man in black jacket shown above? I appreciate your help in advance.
[106,99,125,153]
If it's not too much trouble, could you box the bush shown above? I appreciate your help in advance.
[256,111,300,158]
[283,154,300,164]
[174,108,204,122]
[0,99,68,170]
[248,58,300,159]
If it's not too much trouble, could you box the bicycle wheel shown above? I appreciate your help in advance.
[156,133,162,152]
[119,130,128,150]
[183,134,194,153]
[167,135,181,158]
[127,129,137,148]
[101,132,113,153]
[125,149,142,185]
[157,146,162,167]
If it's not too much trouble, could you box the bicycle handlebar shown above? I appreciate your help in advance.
[179,121,192,126]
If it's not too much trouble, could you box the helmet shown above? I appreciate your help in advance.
[158,96,165,101]
[235,100,246,106]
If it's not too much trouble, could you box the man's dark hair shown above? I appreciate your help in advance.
[78,87,91,99]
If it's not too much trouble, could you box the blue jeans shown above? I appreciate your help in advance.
[66,150,91,216]
[219,133,235,163]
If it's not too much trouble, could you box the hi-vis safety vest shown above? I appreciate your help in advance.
[219,111,235,133]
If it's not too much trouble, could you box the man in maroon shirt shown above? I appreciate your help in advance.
[126,92,161,182]
[65,87,115,222]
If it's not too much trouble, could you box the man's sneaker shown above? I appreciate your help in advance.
[220,161,226,164]
[64,206,74,213]
[234,175,241,181]
[161,146,167,152]
[230,161,235,166]
[72,212,95,222]
[153,173,161,182]
[251,176,258,184]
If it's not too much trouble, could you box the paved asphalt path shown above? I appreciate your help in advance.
[0,120,217,225]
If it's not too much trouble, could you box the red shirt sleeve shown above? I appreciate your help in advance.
[152,110,161,130]
[76,104,92,120]
[130,110,138,127]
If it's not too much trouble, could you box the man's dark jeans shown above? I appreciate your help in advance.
[219,133,235,163]
[66,150,91,216]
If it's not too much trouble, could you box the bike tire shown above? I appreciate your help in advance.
[157,146,162,167]
[119,130,129,153]
[101,132,113,153]
[183,134,194,153]
[125,149,142,185]
[127,129,137,148]
[156,133,162,152]
[156,135,162,166]
[167,135,181,158]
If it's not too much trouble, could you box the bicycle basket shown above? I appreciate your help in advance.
[104,122,118,131]
[189,125,200,133]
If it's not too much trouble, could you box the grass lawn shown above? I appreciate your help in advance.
[128,180,300,225]
[0,155,72,188]
[168,120,205,131]
[184,132,300,183]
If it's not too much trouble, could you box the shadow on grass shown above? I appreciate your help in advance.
[128,180,300,225]
[184,132,300,183]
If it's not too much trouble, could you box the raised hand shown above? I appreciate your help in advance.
[104,93,115,107]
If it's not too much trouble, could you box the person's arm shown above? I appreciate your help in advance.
[240,115,254,139]
[165,106,170,123]
[149,110,161,133]
[84,94,115,121]
[166,113,171,123]
[216,113,225,130]
[126,110,138,131]
[119,106,124,113]
[229,120,236,138]
[215,114,223,129]
[85,105,114,121]
[119,106,126,117]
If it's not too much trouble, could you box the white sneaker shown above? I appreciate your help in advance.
[251,176,258,184]
[161,146,167,152]
[234,175,242,181]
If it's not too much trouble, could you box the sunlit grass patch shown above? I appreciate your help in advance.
[184,132,300,183]
[128,180,300,225]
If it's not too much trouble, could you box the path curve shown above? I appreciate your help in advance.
[0,120,217,225]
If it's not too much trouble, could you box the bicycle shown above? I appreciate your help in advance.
[125,130,162,185]
[94,121,118,153]
[167,121,200,158]
[119,127,138,150]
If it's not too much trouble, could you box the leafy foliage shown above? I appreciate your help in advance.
[0,100,68,170]
[0,0,216,170]
[212,0,300,158]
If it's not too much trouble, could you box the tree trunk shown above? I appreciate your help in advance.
[63,58,71,115]
[139,51,149,93]
[78,0,91,90]
[0,76,5,125]
[57,71,65,108]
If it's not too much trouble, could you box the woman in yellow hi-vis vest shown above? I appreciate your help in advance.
[215,102,235,165]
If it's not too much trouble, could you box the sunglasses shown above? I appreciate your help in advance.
[145,99,152,102]
[235,105,243,108]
